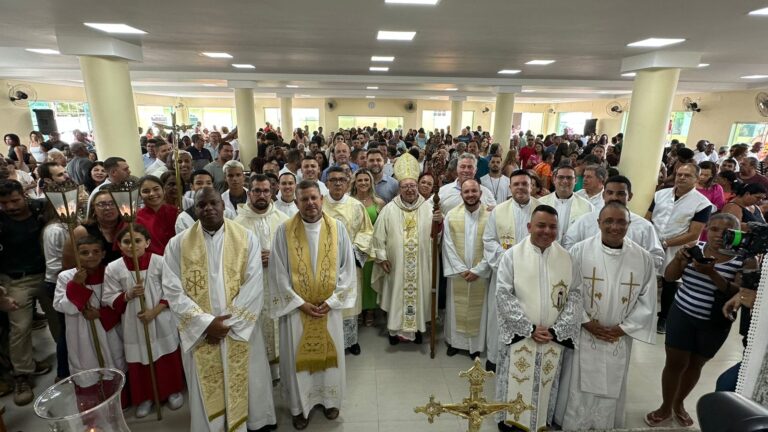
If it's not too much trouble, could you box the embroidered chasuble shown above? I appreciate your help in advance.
[495,237,582,431]
[180,220,252,431]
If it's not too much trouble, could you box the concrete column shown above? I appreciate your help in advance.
[280,96,293,139]
[79,56,142,173]
[449,96,465,137]
[234,88,258,165]
[493,86,520,154]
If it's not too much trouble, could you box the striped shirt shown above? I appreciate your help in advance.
[674,241,743,320]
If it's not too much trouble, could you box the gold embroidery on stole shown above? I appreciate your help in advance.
[447,204,488,336]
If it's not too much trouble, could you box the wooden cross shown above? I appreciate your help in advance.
[621,272,640,315]
[584,267,604,309]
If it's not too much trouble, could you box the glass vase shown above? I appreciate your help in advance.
[34,368,130,432]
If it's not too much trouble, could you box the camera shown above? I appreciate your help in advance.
[722,222,768,257]
[686,245,715,264]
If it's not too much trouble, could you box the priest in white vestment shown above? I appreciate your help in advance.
[560,202,656,430]
[275,172,300,217]
[176,170,237,233]
[563,175,664,273]
[323,166,373,355]
[482,170,540,371]
[268,180,356,430]
[573,164,606,209]
[234,174,290,380]
[495,205,582,432]
[164,188,276,432]
[372,153,437,344]
[442,178,491,357]
[539,164,593,242]
[438,153,497,214]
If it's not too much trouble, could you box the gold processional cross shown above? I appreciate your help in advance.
[584,267,604,309]
[621,272,640,314]
[415,358,531,432]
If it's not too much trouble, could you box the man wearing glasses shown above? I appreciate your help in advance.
[539,164,594,242]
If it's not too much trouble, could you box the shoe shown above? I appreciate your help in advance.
[167,392,184,410]
[485,360,496,373]
[656,318,666,334]
[249,425,277,432]
[31,319,47,331]
[292,414,309,430]
[470,352,481,360]
[135,400,154,418]
[364,311,375,327]
[446,346,459,357]
[0,379,12,397]
[323,407,340,420]
[31,361,51,376]
[13,375,33,406]
[349,343,361,356]
[389,335,400,346]
[414,332,423,344]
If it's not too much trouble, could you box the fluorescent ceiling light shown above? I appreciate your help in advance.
[369,66,389,72]
[445,88,458,91]
[627,38,685,47]
[621,72,637,77]
[83,23,146,34]
[202,84,218,87]
[742,75,768,79]
[25,48,60,55]
[522,89,536,93]
[366,86,379,90]
[377,31,416,41]
[498,69,521,74]
[525,60,555,65]
[202,52,232,58]
[698,63,710,68]
[371,56,395,62]
[286,85,299,88]
[429,96,442,100]
[748,7,768,15]
[385,0,440,5]
[232,64,255,69]
[366,96,376,99]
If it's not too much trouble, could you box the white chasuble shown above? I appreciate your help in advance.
[268,216,356,417]
[442,204,491,352]
[539,192,594,242]
[234,203,289,379]
[163,222,275,432]
[371,196,434,338]
[560,236,656,430]
[482,197,539,364]
[495,237,582,431]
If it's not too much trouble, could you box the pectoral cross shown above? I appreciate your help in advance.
[621,272,640,315]
[584,267,604,309]
[185,269,205,296]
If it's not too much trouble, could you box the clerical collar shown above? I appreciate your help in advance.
[327,194,347,204]
[302,218,323,229]
[601,240,623,250]
[555,192,573,201]
[202,223,224,237]
[513,199,530,208]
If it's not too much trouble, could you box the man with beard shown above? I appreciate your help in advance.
[164,187,277,431]
[145,140,173,178]
[539,164,594,242]
[274,172,299,217]
[269,180,356,430]
[480,153,510,203]
[365,149,398,203]
[234,174,289,381]
[442,179,491,359]
[204,142,234,193]
[482,169,540,371]
[323,167,373,356]
[176,170,238,233]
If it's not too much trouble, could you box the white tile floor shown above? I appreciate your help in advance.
[3,317,744,431]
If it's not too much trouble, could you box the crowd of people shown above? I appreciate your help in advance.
[0,121,764,431]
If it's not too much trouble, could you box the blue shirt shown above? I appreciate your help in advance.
[374,175,400,203]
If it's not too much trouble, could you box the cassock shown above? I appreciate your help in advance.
[274,198,299,217]
[539,192,593,242]
[438,179,497,214]
[480,174,511,204]
[495,237,581,431]
[574,188,604,210]
[482,197,539,365]
[563,208,665,273]
[222,187,248,215]
[323,194,374,349]
[559,235,656,430]
[442,203,491,353]
[234,202,289,379]
[164,221,276,432]
[269,214,357,417]
[175,206,238,234]
[371,196,434,340]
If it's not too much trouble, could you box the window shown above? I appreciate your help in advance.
[728,122,768,157]
[188,108,235,130]
[263,108,321,133]
[421,110,451,131]
[29,101,93,143]
[461,111,474,131]
[520,113,543,134]
[337,116,403,130]
[556,112,592,135]
[667,111,693,143]
[137,106,173,131]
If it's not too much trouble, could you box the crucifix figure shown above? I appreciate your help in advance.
[621,272,640,315]
[584,267,604,309]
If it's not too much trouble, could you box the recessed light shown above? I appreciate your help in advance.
[232,64,255,69]
[445,88,458,91]
[627,38,685,47]
[370,66,389,72]
[286,85,299,88]
[498,69,521,74]
[385,0,440,4]
[371,56,395,62]
[25,48,60,55]
[201,52,232,58]
[298,94,312,98]
[366,96,376,99]
[698,63,710,68]
[522,89,536,93]
[83,23,146,34]
[525,60,555,65]
[366,86,379,90]
[202,84,218,87]
[748,6,768,15]
[621,72,637,77]
[742,75,768,79]
[377,31,416,41]
[429,96,442,100]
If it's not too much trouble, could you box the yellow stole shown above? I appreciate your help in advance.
[285,213,339,373]
[447,204,489,336]
[181,220,250,432]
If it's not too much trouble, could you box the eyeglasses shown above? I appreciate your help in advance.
[328,178,348,184]
[401,184,418,190]
[250,189,272,195]
[94,201,116,209]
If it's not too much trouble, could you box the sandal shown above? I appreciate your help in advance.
[364,311,374,327]
[674,409,694,427]
[644,410,672,427]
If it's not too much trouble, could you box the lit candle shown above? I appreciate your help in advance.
[57,205,67,218]
[120,204,131,217]
[86,427,103,432]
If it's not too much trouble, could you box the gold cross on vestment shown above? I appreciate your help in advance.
[584,267,604,309]
[621,272,640,314]
[185,269,205,296]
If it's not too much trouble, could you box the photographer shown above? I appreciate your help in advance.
[646,213,748,427]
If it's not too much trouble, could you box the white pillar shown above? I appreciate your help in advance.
[234,88,257,165]
[280,96,293,139]
[493,86,520,154]
[449,96,466,137]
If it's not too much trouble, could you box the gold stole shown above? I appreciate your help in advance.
[181,220,249,431]
[447,204,488,336]
[494,197,539,249]
[285,213,339,373]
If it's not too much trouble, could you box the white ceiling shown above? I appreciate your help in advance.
[2,0,768,101]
